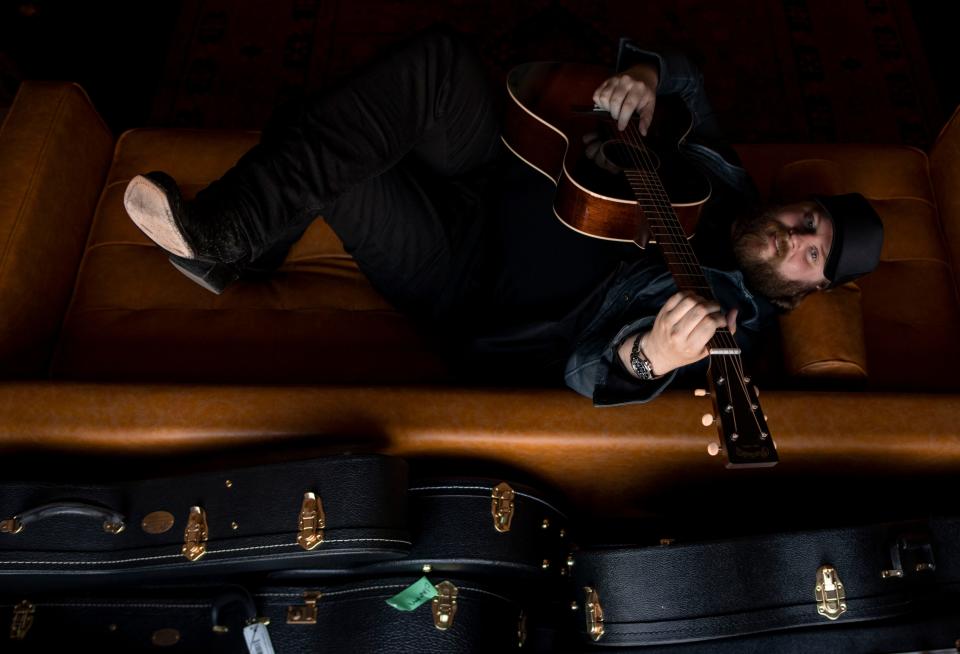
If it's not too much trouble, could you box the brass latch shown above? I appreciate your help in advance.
[584,586,605,641]
[1,518,23,534]
[286,592,322,624]
[815,565,847,620]
[432,581,458,630]
[181,506,208,562]
[10,600,34,640]
[297,492,325,551]
[491,482,516,533]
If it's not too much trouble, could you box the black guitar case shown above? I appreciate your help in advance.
[0,455,410,589]
[569,516,960,647]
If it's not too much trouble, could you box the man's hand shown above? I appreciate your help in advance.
[618,291,738,378]
[592,63,659,134]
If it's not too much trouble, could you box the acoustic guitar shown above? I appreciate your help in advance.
[502,62,777,468]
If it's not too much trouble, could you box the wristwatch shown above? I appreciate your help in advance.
[630,333,657,380]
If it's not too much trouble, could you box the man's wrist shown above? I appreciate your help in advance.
[616,331,663,381]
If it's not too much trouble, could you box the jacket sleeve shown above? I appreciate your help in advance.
[615,39,738,165]
[565,314,678,406]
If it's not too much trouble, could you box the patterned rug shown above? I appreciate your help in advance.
[149,0,940,146]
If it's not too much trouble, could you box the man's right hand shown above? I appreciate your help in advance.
[642,291,738,376]
[591,63,659,134]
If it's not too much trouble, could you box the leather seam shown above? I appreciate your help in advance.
[0,537,412,565]
[0,87,69,287]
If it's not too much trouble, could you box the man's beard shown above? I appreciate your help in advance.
[731,206,819,308]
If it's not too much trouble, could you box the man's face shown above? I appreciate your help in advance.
[731,201,834,303]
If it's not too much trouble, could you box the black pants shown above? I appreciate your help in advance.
[192,27,501,321]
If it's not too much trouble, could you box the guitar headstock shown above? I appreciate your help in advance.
[702,355,778,468]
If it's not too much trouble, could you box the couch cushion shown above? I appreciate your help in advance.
[53,129,446,383]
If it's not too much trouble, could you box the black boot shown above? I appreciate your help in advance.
[167,254,241,295]
[123,171,246,293]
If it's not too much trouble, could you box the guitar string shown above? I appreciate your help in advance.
[628,123,763,435]
[613,117,764,439]
[620,120,763,435]
[616,119,739,352]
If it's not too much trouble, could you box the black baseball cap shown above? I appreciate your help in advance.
[813,193,884,287]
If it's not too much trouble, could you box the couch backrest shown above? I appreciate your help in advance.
[0,82,113,376]
[930,104,960,298]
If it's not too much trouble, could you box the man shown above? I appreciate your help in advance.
[123,28,883,405]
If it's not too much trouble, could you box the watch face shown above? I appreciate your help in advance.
[631,350,654,380]
[637,360,653,380]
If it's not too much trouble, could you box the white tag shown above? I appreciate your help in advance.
[243,622,276,654]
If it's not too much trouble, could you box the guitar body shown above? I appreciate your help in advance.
[502,62,711,246]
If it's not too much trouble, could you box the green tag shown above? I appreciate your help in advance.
[385,576,437,611]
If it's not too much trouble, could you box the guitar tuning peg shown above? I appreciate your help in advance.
[753,385,760,398]
[701,413,715,427]
[694,389,709,397]
[707,442,722,456]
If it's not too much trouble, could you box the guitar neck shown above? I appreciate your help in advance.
[625,170,737,352]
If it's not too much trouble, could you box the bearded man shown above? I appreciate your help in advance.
[122,28,883,405]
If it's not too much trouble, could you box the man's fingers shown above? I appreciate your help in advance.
[638,103,655,136]
[674,301,723,340]
[661,291,690,313]
[687,312,727,353]
[662,294,701,326]
[592,79,614,106]
[618,95,641,131]
[726,308,739,335]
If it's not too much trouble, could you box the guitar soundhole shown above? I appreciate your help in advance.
[599,141,660,173]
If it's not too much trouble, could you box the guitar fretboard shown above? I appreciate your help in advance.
[624,169,738,354]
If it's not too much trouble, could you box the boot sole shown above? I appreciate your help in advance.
[123,175,195,259]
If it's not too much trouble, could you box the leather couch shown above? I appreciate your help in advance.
[2,81,959,526]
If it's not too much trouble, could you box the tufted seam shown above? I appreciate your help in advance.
[0,87,69,288]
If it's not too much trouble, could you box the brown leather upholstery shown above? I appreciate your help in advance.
[736,143,960,391]
[930,104,960,293]
[52,128,446,383]
[2,383,960,517]
[779,283,867,381]
[2,82,960,518]
[0,82,113,376]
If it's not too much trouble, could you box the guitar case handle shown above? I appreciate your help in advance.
[1,501,126,535]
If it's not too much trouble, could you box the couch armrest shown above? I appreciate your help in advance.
[0,82,114,376]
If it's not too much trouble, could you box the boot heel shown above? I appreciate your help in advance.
[168,254,240,295]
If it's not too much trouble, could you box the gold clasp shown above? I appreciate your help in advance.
[181,506,208,562]
[432,581,458,630]
[491,482,516,533]
[297,492,325,551]
[0,518,23,534]
[10,600,34,640]
[286,592,321,624]
[815,565,847,620]
[584,586,605,641]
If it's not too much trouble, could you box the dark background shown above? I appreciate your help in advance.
[0,0,956,148]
